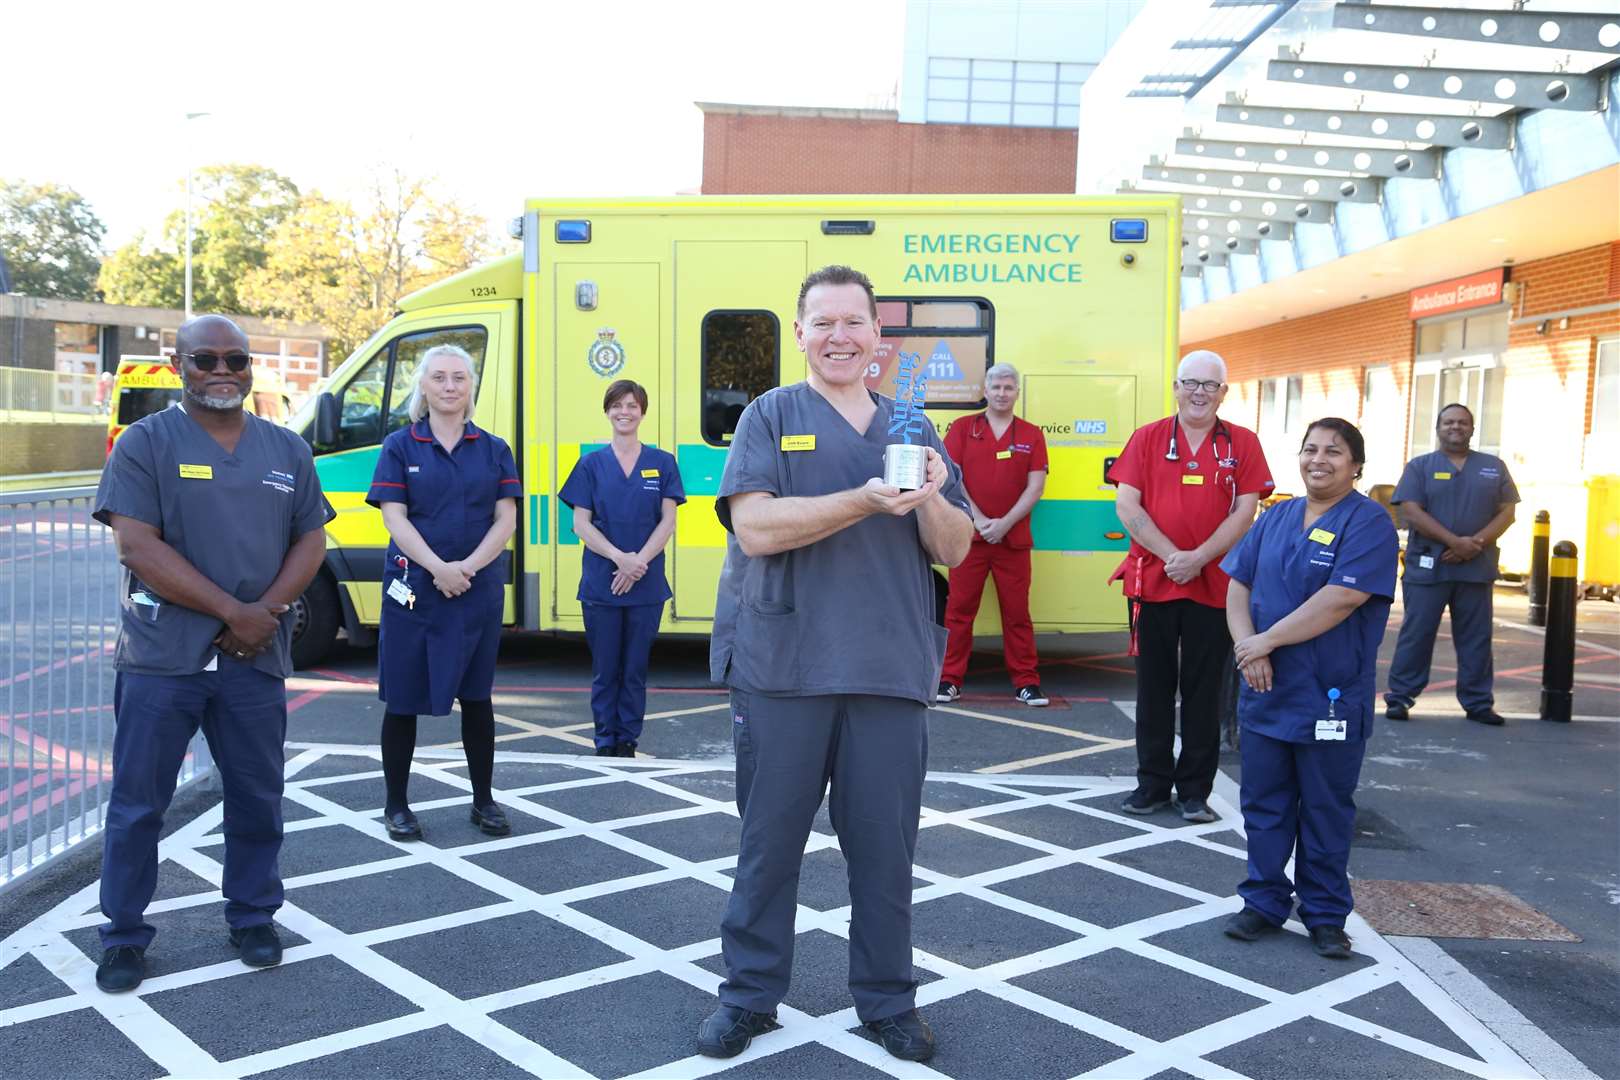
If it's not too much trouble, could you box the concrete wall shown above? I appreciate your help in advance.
[3,422,105,474]
[0,317,57,370]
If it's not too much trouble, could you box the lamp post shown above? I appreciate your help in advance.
[183,111,210,320]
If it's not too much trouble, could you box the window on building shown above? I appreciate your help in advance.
[701,311,779,447]
[1594,339,1619,436]
[1283,375,1303,433]
[868,297,994,408]
[1412,306,1509,456]
[925,57,1090,128]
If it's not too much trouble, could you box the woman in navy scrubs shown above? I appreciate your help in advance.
[1218,418,1398,958]
[366,345,519,840]
[559,379,684,757]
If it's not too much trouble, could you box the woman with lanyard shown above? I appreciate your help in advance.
[1218,418,1398,959]
[366,345,519,841]
[560,379,684,757]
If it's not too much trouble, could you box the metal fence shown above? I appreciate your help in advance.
[1,486,213,892]
[0,368,105,424]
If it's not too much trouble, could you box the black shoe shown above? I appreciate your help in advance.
[1224,907,1280,941]
[594,745,615,757]
[1177,797,1218,823]
[95,945,145,992]
[1121,789,1169,815]
[384,808,422,841]
[470,803,511,836]
[696,1005,781,1058]
[229,923,283,968]
[1311,924,1353,959]
[1385,701,1410,721]
[1015,685,1050,707]
[1467,709,1505,727]
[864,1008,937,1062]
[936,682,960,703]
[614,743,636,758]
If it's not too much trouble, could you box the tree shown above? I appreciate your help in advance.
[0,180,106,299]
[240,171,499,358]
[98,164,299,312]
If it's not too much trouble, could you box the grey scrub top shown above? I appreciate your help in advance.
[710,382,971,705]
[93,405,336,678]
[1392,449,1519,585]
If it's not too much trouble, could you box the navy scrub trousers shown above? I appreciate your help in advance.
[582,603,663,750]
[1386,580,1495,713]
[100,660,289,948]
[719,690,927,1024]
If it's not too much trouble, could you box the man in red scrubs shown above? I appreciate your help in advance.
[1108,350,1272,822]
[938,363,1050,706]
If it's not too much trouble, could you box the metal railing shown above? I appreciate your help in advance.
[1,486,213,892]
[0,368,105,424]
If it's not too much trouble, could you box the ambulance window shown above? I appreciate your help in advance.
[701,311,779,446]
[385,327,488,436]
[869,296,993,408]
[117,387,182,426]
[332,326,487,451]
[334,350,389,451]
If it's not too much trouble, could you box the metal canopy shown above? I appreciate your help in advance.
[1129,0,1298,100]
[1138,1,1620,290]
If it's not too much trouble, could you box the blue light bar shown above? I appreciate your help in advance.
[1111,219,1148,243]
[555,220,591,243]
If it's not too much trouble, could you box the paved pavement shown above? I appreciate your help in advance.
[0,588,1615,1079]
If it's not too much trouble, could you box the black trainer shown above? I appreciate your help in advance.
[614,743,637,758]
[936,682,960,703]
[1385,701,1410,721]
[864,1008,936,1062]
[1311,924,1353,959]
[1223,907,1280,941]
[1177,797,1218,823]
[1121,789,1169,815]
[594,745,615,756]
[229,923,283,968]
[696,1005,781,1058]
[1015,685,1050,707]
[470,803,511,836]
[95,945,145,992]
[1467,709,1505,727]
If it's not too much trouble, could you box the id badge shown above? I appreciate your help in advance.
[1314,719,1348,741]
[386,577,413,607]
[1418,554,1436,570]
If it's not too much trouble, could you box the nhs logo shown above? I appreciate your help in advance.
[1074,420,1108,435]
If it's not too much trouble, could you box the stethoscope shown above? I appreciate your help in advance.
[1166,417,1234,467]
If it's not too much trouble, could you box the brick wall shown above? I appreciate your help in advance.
[701,111,1077,194]
[2,422,105,474]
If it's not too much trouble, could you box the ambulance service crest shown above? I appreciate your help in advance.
[587,328,626,378]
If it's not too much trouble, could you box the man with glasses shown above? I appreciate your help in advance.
[90,315,334,993]
[1108,350,1272,823]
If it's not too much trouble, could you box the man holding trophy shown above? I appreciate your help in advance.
[698,265,974,1063]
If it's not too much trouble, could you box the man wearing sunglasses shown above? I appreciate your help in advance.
[1107,350,1273,824]
[90,315,335,993]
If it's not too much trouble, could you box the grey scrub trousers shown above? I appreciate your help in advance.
[1386,450,1519,713]
[710,382,970,1023]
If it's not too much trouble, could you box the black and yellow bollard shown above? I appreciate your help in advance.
[1540,540,1577,722]
[1527,511,1551,627]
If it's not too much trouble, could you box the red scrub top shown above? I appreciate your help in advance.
[943,413,1049,550]
[1107,414,1273,608]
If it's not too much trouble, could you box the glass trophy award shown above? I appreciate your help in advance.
[884,350,929,490]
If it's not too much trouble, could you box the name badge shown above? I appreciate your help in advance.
[178,464,213,480]
[386,578,414,607]
[995,449,1013,460]
[1181,474,1204,485]
[1419,554,1436,569]
[1308,527,1336,544]
[780,435,816,451]
[1433,471,1452,480]
[1314,719,1348,741]
[640,468,660,478]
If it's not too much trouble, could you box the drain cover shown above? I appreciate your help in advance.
[1354,881,1580,941]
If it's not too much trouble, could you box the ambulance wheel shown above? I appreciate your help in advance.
[291,573,340,670]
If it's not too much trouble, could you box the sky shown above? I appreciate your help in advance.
[3,0,909,249]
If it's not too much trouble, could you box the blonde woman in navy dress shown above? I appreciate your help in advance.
[559,379,685,757]
[366,345,519,840]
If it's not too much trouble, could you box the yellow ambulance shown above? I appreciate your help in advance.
[106,357,294,457]
[289,195,1181,666]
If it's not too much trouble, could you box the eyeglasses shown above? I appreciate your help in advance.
[179,351,251,373]
[1179,378,1224,394]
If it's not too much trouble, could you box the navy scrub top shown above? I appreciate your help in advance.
[1393,450,1519,585]
[93,405,335,679]
[366,419,520,589]
[1220,492,1399,743]
[709,382,972,706]
[559,444,685,606]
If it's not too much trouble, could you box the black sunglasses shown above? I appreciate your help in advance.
[179,351,252,373]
